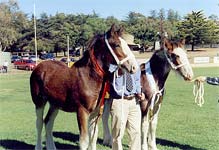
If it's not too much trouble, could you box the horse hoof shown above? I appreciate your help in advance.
[103,139,112,147]
[35,145,42,150]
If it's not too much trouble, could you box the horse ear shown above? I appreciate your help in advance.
[117,25,124,36]
[108,24,117,37]
[164,38,173,53]
[108,24,121,38]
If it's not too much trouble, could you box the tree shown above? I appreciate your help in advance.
[149,10,157,20]
[177,11,209,51]
[0,0,22,51]
[204,20,219,47]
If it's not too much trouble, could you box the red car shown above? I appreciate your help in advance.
[14,59,37,70]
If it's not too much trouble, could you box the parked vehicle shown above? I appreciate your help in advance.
[21,55,29,60]
[60,57,75,67]
[11,55,21,63]
[69,49,81,57]
[29,55,39,62]
[39,53,55,60]
[14,59,37,70]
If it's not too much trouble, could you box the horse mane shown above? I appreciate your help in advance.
[87,34,103,50]
[73,34,103,68]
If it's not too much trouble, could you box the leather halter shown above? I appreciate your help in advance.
[164,48,188,70]
[89,48,109,113]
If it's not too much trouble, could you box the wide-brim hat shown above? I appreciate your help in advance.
[121,33,139,46]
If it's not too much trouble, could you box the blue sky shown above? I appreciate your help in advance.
[12,0,219,19]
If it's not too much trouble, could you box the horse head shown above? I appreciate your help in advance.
[94,24,138,74]
[164,38,194,81]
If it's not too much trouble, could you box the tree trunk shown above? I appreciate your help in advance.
[191,41,195,51]
[191,44,194,51]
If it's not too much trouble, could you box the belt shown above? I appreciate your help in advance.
[123,95,135,100]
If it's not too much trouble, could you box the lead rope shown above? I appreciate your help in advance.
[192,79,205,107]
[149,88,164,121]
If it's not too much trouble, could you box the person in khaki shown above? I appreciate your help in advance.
[108,33,145,150]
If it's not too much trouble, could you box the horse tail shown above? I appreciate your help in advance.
[30,68,47,108]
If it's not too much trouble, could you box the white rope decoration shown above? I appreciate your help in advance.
[193,80,205,107]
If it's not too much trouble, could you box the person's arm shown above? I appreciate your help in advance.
[135,69,145,100]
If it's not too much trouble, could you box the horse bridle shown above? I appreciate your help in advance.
[89,34,133,78]
[105,35,131,67]
[164,49,188,70]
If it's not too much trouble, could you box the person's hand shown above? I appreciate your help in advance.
[136,93,145,101]
[194,76,206,82]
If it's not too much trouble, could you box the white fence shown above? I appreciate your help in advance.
[193,56,219,64]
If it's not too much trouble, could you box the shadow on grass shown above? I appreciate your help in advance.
[0,140,34,149]
[1,133,203,150]
[53,131,128,149]
[53,131,111,147]
[157,138,207,150]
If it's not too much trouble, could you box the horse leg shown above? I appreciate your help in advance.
[102,99,112,146]
[88,114,99,150]
[44,105,59,150]
[77,107,89,150]
[141,114,150,150]
[35,105,45,150]
[148,107,161,150]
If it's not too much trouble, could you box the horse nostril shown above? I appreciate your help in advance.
[187,74,193,81]
[132,65,136,72]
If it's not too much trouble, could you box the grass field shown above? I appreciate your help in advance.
[0,67,219,150]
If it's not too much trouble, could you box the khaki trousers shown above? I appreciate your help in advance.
[110,97,141,150]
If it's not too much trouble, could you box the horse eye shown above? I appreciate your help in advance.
[114,43,120,48]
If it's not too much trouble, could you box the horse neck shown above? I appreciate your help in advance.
[149,50,171,88]
[73,49,106,81]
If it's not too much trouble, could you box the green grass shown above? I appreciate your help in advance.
[0,67,219,150]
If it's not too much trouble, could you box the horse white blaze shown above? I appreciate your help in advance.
[173,47,194,80]
[119,37,139,73]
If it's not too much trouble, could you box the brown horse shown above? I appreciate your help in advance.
[102,38,194,150]
[30,24,139,150]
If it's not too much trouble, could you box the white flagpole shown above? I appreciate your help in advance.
[34,2,38,64]
[67,35,70,67]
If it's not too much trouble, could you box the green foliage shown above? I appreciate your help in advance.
[1,1,219,53]
[0,0,26,51]
[177,10,219,50]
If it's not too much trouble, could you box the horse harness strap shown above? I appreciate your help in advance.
[89,48,105,78]
[163,48,188,70]
[89,48,110,114]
